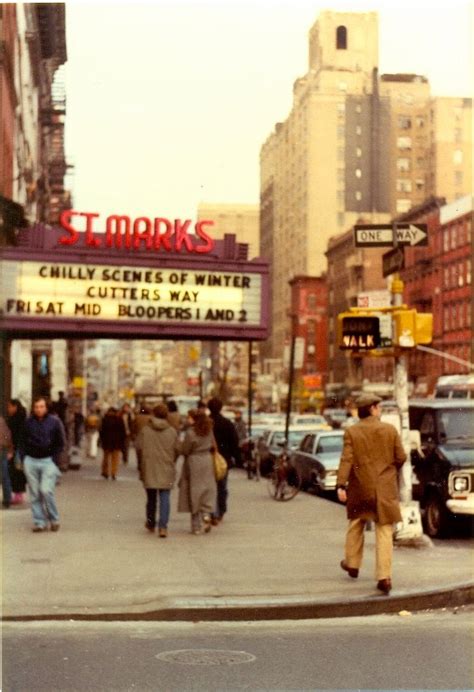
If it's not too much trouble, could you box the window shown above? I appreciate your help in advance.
[397,136,412,150]
[398,116,411,129]
[356,147,362,157]
[451,226,457,249]
[339,81,347,92]
[337,168,345,182]
[397,158,410,172]
[307,294,317,310]
[355,104,362,114]
[467,259,471,285]
[443,230,450,253]
[337,102,346,114]
[455,171,463,186]
[458,263,464,287]
[416,156,425,167]
[415,179,425,191]
[355,191,362,201]
[450,264,457,287]
[337,147,345,161]
[397,179,412,192]
[452,304,458,329]
[444,266,450,288]
[355,168,362,178]
[337,125,345,138]
[453,149,463,165]
[336,25,347,50]
[337,190,344,202]
[444,306,450,330]
[454,128,462,143]
[355,125,362,135]
[416,116,425,128]
[396,199,412,213]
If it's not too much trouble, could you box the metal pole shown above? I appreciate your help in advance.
[285,324,296,444]
[247,341,253,440]
[392,275,412,503]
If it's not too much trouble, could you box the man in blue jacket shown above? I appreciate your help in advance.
[22,397,65,532]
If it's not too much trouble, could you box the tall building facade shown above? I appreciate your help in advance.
[1,3,70,409]
[260,10,472,364]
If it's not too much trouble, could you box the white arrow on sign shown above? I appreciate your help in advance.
[397,224,428,246]
[354,223,427,247]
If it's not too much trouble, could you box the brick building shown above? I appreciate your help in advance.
[401,195,472,392]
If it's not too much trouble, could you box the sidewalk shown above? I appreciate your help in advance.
[2,450,473,621]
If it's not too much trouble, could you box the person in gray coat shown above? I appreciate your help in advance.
[177,409,216,535]
[136,404,179,538]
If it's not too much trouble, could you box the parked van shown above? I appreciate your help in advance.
[434,375,474,400]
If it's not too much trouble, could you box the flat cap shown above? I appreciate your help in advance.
[355,392,382,408]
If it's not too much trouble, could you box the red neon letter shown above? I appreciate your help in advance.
[133,217,153,250]
[153,218,173,251]
[194,220,215,254]
[106,215,131,249]
[58,209,80,245]
[81,212,101,247]
[174,219,193,253]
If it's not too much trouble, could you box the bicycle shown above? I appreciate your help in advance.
[266,445,301,501]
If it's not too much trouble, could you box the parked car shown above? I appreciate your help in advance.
[409,399,474,538]
[323,408,348,428]
[290,431,345,493]
[256,425,317,476]
[290,413,332,429]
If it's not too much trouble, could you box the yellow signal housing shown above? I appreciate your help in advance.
[393,309,433,347]
[415,311,433,345]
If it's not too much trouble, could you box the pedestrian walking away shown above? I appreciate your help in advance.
[177,409,217,535]
[6,399,27,504]
[99,408,126,480]
[336,393,407,595]
[21,397,65,531]
[207,397,241,525]
[85,407,101,459]
[133,406,152,475]
[120,403,134,465]
[1,416,14,509]
[166,400,181,431]
[136,404,180,538]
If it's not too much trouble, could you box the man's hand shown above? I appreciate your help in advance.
[337,487,347,504]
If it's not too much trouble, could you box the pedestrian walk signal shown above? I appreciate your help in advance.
[338,314,381,350]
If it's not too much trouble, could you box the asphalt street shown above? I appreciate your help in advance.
[2,609,473,691]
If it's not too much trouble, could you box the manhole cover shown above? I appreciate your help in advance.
[155,649,256,666]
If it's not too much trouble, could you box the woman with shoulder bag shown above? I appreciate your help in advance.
[177,409,217,535]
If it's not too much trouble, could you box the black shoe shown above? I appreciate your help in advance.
[377,578,392,595]
[2,502,11,509]
[112,476,116,480]
[340,560,359,579]
[50,523,60,532]
[101,473,108,479]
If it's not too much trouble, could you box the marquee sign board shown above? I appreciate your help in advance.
[0,226,269,341]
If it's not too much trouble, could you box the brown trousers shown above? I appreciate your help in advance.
[345,518,393,581]
[101,450,120,478]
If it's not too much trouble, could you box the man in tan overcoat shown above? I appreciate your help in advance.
[336,393,406,594]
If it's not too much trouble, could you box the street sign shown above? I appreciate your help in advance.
[357,290,391,309]
[354,223,428,248]
[382,247,405,277]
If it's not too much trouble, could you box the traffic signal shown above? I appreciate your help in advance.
[337,312,381,350]
[392,309,433,347]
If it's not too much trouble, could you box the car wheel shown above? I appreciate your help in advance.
[310,471,322,495]
[423,493,449,538]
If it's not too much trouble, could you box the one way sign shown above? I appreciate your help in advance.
[354,223,428,248]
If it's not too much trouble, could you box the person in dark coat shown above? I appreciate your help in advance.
[207,397,241,524]
[6,399,27,503]
[99,408,126,480]
[21,397,64,531]
[336,392,406,595]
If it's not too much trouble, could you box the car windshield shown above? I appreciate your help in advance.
[438,409,474,442]
[293,415,326,425]
[317,435,344,454]
[271,430,309,448]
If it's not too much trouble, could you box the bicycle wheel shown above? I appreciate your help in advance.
[267,463,301,501]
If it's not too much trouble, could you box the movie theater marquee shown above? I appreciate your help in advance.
[0,213,269,341]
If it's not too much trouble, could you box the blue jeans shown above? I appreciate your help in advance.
[146,488,170,529]
[23,456,61,527]
[1,450,12,506]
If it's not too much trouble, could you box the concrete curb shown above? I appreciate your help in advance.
[3,583,473,623]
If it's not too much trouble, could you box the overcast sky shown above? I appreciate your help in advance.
[64,0,473,223]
